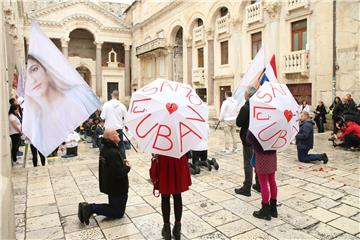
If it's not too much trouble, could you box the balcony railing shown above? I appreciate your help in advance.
[246,1,263,25]
[288,0,309,11]
[216,14,230,35]
[283,50,309,74]
[136,38,166,56]
[193,26,204,43]
[192,68,205,83]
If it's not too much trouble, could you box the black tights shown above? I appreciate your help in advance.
[161,194,182,224]
[30,144,45,166]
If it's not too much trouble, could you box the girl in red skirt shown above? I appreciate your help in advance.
[157,154,192,240]
[246,131,278,220]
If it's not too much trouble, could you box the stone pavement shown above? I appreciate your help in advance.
[12,129,360,240]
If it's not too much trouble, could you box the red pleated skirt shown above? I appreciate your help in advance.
[157,154,192,195]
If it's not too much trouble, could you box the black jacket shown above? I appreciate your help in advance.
[296,119,314,149]
[236,100,250,145]
[330,102,344,119]
[315,105,327,123]
[99,138,130,196]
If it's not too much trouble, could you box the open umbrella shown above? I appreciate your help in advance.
[249,81,300,151]
[125,79,209,158]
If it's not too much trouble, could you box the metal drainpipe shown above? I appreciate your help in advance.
[332,0,337,100]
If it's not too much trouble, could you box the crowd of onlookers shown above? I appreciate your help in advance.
[299,94,360,150]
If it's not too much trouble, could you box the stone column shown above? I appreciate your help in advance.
[124,44,131,97]
[167,45,173,80]
[94,41,103,97]
[61,38,69,57]
[186,38,192,86]
[206,29,214,105]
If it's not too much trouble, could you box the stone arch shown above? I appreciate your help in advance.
[235,0,251,20]
[166,19,186,44]
[63,16,101,42]
[208,0,235,26]
[185,11,208,39]
[76,65,92,86]
[68,28,96,60]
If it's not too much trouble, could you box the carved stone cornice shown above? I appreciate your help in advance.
[263,0,281,19]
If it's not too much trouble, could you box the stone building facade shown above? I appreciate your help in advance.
[126,0,359,116]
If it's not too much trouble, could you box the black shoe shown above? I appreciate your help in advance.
[172,222,181,240]
[78,202,85,223]
[161,223,171,240]
[208,158,220,170]
[199,160,212,171]
[270,199,278,218]
[80,202,92,225]
[253,202,271,221]
[322,153,328,164]
[234,187,251,196]
[252,183,261,193]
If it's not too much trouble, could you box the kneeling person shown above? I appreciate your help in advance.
[78,128,131,224]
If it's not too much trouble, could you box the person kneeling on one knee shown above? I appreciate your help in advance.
[78,128,131,224]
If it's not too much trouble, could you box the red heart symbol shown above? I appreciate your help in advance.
[283,110,293,122]
[166,103,178,114]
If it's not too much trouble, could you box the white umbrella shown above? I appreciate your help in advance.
[249,81,300,151]
[125,79,209,158]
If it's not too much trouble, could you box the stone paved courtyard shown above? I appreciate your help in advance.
[12,129,360,240]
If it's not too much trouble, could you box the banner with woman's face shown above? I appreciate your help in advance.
[22,21,101,156]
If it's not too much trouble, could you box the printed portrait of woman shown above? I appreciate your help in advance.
[23,53,101,156]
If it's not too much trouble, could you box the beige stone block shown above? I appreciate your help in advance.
[304,207,340,223]
[27,203,58,218]
[201,209,239,227]
[186,200,222,216]
[201,189,234,203]
[265,223,315,239]
[27,195,56,207]
[102,223,139,240]
[26,226,64,240]
[232,228,276,240]
[329,217,360,235]
[330,204,359,217]
[125,203,156,218]
[95,214,131,229]
[216,219,255,238]
[61,214,97,234]
[26,213,61,232]
[65,227,104,240]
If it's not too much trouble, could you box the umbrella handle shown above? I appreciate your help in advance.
[122,132,138,153]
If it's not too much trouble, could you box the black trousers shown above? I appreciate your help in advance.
[192,150,207,164]
[242,144,253,189]
[343,134,360,148]
[30,144,45,167]
[10,133,21,162]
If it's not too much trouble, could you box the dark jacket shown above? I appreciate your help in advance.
[236,100,250,145]
[330,102,344,119]
[99,138,130,196]
[315,104,327,123]
[296,119,314,149]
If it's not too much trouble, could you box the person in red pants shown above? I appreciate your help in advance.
[246,131,278,220]
[156,154,192,240]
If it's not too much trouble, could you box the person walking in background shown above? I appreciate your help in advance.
[78,129,131,225]
[345,94,357,112]
[9,104,22,163]
[329,97,344,134]
[219,91,239,154]
[314,101,327,133]
[296,112,329,164]
[101,90,127,160]
[300,100,310,114]
[235,86,260,196]
[246,131,278,221]
[156,154,192,240]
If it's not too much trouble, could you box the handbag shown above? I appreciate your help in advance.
[149,155,160,197]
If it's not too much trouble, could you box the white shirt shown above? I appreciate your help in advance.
[100,99,127,130]
[219,97,239,121]
[9,114,21,135]
[65,132,80,148]
[300,104,310,113]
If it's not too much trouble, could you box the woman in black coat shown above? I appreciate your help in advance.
[329,97,344,134]
[314,101,327,133]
